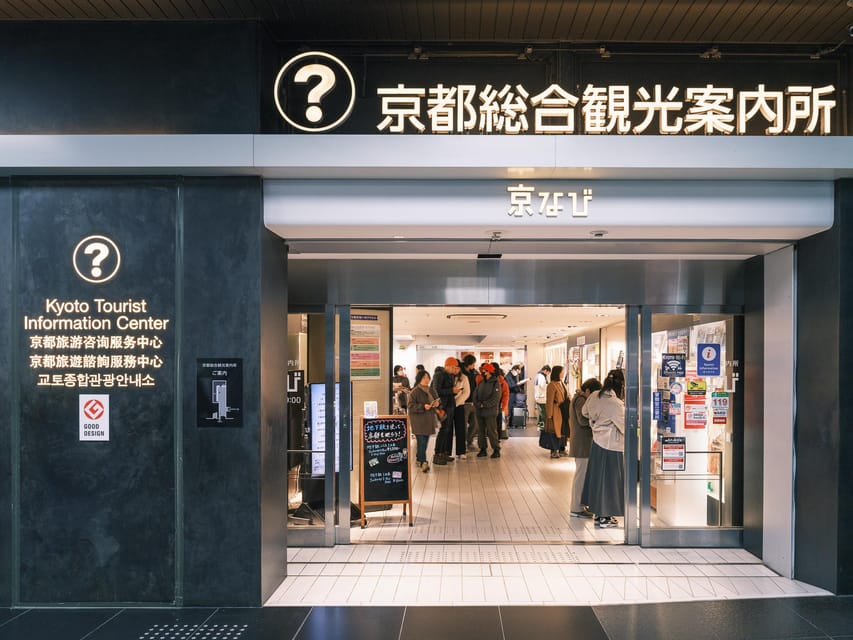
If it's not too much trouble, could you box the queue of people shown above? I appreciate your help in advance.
[401,358,626,530]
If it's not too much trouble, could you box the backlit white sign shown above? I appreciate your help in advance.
[376,82,835,135]
[508,184,592,218]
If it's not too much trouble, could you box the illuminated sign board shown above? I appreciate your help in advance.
[24,296,169,389]
[275,52,837,135]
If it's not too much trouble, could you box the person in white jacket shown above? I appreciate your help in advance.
[581,369,626,529]
[534,365,551,430]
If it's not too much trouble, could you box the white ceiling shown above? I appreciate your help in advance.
[393,304,625,348]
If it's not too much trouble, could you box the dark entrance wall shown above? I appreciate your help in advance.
[0,22,263,134]
[795,178,853,595]
[0,176,286,606]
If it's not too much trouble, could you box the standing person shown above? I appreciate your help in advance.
[408,369,441,473]
[474,363,502,458]
[496,364,510,439]
[534,365,551,430]
[505,364,527,428]
[392,365,411,414]
[453,364,470,460]
[461,354,479,452]
[545,365,570,459]
[393,365,411,390]
[432,357,461,466]
[569,378,602,518]
[581,369,626,529]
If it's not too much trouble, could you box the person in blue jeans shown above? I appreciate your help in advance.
[408,369,440,472]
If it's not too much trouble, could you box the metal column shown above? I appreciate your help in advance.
[337,306,352,544]
[624,306,640,544]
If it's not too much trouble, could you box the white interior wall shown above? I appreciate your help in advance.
[763,246,796,577]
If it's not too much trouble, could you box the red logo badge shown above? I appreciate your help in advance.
[83,398,105,421]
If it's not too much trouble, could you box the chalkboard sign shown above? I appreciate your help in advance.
[359,415,413,528]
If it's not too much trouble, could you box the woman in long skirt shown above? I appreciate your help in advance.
[581,369,626,529]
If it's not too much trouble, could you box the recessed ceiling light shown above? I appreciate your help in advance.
[447,313,507,320]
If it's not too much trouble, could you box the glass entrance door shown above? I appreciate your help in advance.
[286,305,352,547]
[636,309,743,547]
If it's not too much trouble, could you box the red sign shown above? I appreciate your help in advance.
[83,398,105,421]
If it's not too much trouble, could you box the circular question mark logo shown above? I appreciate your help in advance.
[73,235,121,284]
[274,51,356,132]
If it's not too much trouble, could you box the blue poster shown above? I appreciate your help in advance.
[697,343,721,376]
[661,353,686,377]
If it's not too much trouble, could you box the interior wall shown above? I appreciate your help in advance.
[762,247,795,577]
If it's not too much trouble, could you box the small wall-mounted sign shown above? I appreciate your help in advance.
[197,359,243,428]
[79,394,109,441]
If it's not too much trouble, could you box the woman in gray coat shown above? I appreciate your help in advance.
[568,378,602,518]
[408,369,440,472]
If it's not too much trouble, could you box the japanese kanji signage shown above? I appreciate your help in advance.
[274,51,837,136]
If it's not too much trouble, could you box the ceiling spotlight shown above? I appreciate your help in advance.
[847,0,853,8]
[408,45,429,61]
[517,45,535,61]
[598,45,611,59]
[700,46,722,60]
[590,229,608,238]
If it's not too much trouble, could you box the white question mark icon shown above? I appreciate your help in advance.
[294,63,336,123]
[84,242,110,278]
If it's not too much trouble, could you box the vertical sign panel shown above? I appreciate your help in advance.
[17,179,176,603]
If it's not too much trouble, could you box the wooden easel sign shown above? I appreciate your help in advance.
[359,415,413,528]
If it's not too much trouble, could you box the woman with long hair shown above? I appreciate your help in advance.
[545,365,570,459]
[581,369,626,528]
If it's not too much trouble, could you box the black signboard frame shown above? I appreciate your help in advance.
[359,415,413,529]
[196,358,243,428]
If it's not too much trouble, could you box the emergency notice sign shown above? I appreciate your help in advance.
[79,394,109,441]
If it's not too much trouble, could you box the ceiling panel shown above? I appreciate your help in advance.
[0,0,850,46]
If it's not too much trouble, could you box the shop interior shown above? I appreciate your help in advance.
[285,305,740,546]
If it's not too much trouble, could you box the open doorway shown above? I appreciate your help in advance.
[286,305,628,545]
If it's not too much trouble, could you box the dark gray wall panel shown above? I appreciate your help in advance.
[181,177,264,606]
[0,179,11,605]
[287,259,745,307]
[795,184,842,592]
[260,232,288,602]
[742,256,763,555]
[837,181,853,594]
[0,22,259,134]
[16,179,177,603]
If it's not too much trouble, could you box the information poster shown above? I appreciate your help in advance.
[310,382,353,475]
[196,359,243,428]
[661,353,686,378]
[684,395,707,429]
[712,391,730,424]
[351,316,381,379]
[661,436,686,471]
[697,343,722,376]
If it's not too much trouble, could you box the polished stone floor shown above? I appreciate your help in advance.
[1,598,852,640]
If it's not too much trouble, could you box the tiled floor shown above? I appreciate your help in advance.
[3,598,853,640]
[349,426,621,543]
[269,544,829,606]
[279,427,831,608]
